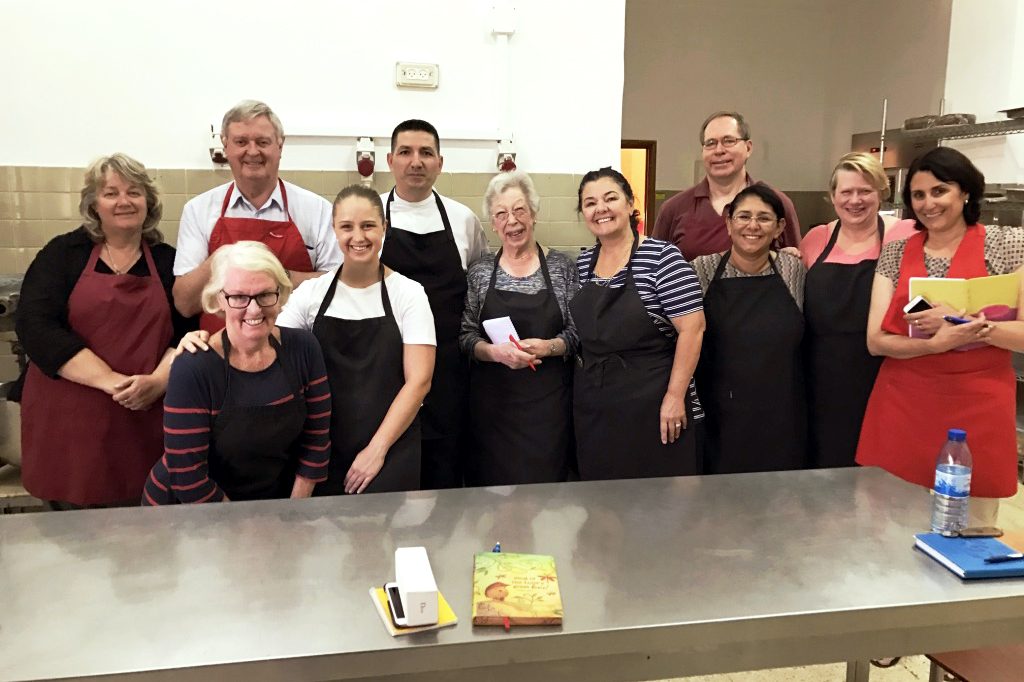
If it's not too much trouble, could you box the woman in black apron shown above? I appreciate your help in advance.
[144,241,332,504]
[802,153,917,468]
[460,171,577,486]
[570,168,706,481]
[692,183,807,474]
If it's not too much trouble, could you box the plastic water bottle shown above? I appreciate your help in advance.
[931,428,972,536]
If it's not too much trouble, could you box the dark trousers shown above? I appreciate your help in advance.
[421,435,464,490]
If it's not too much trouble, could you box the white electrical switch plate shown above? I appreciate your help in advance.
[396,62,439,89]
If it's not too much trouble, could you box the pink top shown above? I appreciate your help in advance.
[800,218,917,268]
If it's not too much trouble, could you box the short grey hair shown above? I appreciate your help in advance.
[201,241,293,315]
[80,153,163,245]
[220,100,285,141]
[482,170,541,220]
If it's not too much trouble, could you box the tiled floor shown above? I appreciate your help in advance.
[660,483,1024,682]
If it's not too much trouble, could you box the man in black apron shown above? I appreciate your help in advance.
[381,119,488,489]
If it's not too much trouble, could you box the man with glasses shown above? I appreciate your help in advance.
[652,111,801,261]
[172,99,342,332]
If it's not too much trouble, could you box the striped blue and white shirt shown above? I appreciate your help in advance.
[576,237,705,418]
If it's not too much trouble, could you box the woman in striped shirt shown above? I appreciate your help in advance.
[143,241,330,504]
[571,167,706,480]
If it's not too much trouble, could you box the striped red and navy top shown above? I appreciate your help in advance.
[143,327,331,505]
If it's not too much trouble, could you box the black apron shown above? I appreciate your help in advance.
[208,333,307,501]
[311,265,421,495]
[804,217,885,468]
[569,230,699,481]
[698,251,806,474]
[382,190,467,487]
[466,245,573,486]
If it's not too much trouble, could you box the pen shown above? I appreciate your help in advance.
[492,541,501,553]
[984,552,1024,564]
[943,315,971,325]
[509,335,537,372]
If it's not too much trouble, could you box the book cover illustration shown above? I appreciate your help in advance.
[472,552,563,626]
[908,273,1019,349]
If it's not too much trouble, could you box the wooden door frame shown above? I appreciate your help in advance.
[621,139,657,227]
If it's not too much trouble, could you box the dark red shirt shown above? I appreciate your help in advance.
[651,175,802,261]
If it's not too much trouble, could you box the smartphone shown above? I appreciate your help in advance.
[903,295,932,315]
[385,582,408,627]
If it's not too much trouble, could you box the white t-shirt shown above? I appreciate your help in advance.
[174,179,343,276]
[277,270,436,346]
[380,190,488,271]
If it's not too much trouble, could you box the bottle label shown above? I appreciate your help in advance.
[934,470,971,498]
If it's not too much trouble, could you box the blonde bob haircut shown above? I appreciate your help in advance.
[829,152,891,200]
[201,241,293,315]
[221,99,285,141]
[482,169,541,220]
[80,153,164,245]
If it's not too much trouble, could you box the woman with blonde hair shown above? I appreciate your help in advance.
[18,153,194,509]
[800,152,916,468]
[143,241,331,504]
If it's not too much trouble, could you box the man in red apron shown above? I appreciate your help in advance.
[380,119,489,489]
[171,100,341,331]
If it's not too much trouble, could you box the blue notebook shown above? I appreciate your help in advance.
[914,533,1024,579]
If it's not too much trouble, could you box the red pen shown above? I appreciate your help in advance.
[509,334,537,372]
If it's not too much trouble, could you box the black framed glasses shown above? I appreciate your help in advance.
[701,136,748,150]
[221,290,280,309]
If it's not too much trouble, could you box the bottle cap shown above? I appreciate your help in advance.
[948,428,967,442]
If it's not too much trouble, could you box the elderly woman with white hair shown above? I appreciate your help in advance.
[458,170,580,485]
[143,241,331,504]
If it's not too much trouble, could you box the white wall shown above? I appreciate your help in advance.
[623,0,952,191]
[0,0,625,173]
[945,0,1024,183]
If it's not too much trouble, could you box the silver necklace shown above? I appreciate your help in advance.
[104,242,139,274]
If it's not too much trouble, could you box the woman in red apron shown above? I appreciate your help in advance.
[857,147,1024,512]
[18,154,190,508]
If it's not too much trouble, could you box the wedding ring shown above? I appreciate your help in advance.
[674,422,682,428]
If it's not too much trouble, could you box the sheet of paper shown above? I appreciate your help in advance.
[482,316,521,345]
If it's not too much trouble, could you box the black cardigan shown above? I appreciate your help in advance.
[16,226,196,378]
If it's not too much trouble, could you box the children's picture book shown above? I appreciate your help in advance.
[914,533,1024,580]
[472,552,563,626]
[368,587,458,637]
[908,273,1020,349]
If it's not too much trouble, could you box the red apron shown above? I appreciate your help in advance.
[21,242,173,505]
[855,225,1018,497]
[201,179,314,332]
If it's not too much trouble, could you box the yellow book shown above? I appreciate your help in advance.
[908,273,1020,347]
[368,587,458,637]
[472,552,563,626]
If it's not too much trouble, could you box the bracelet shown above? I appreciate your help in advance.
[549,340,558,357]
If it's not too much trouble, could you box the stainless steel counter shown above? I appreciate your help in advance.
[3,468,1024,682]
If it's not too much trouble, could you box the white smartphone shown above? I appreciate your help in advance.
[903,295,932,315]
[385,582,408,627]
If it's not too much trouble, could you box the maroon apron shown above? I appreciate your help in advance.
[22,242,173,505]
[856,226,1018,498]
[201,179,314,332]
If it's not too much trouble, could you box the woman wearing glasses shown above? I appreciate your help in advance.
[143,241,331,504]
[459,171,578,485]
[692,183,807,474]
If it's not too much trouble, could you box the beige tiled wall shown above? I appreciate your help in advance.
[0,166,591,275]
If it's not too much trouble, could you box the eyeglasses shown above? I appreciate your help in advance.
[731,213,777,228]
[492,206,531,225]
[221,290,280,309]
[701,136,748,150]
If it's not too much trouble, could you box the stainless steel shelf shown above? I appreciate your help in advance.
[902,118,1024,141]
